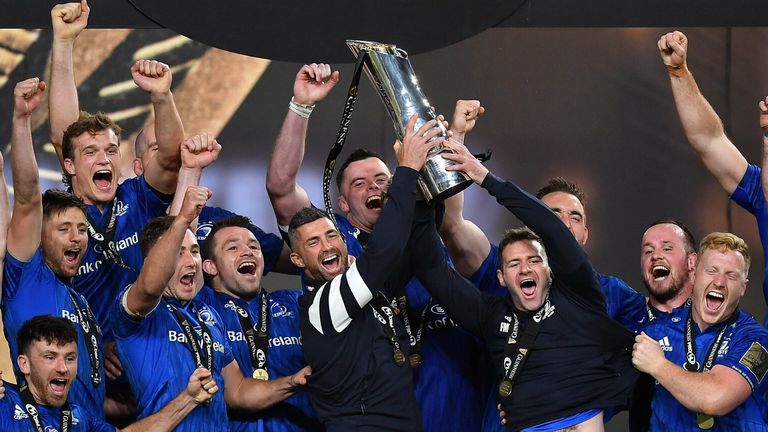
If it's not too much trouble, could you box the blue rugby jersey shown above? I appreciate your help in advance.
[730,164,768,327]
[473,243,646,432]
[643,307,768,431]
[0,383,114,431]
[198,287,321,431]
[197,206,285,276]
[73,175,170,342]
[2,248,106,418]
[111,290,234,431]
[335,213,493,432]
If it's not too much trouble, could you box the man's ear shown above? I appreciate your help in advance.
[64,158,76,176]
[337,195,350,214]
[202,259,218,277]
[17,354,30,375]
[290,252,306,269]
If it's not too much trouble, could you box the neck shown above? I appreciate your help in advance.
[24,381,46,406]
[73,187,105,211]
[215,283,262,302]
[649,286,691,313]
[163,289,189,307]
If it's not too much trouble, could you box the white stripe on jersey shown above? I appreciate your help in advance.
[309,261,373,334]
[308,285,326,334]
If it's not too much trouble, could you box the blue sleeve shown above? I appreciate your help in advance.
[719,324,768,392]
[109,286,148,340]
[468,243,508,298]
[599,274,647,332]
[730,164,768,323]
[125,175,172,220]
[197,206,285,275]
[2,252,27,300]
[85,411,117,432]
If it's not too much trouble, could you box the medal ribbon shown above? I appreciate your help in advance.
[20,384,72,432]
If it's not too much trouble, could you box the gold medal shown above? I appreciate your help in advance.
[252,368,269,381]
[393,349,405,366]
[498,379,513,398]
[409,353,423,368]
[696,413,714,430]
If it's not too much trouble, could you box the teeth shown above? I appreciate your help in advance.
[707,292,725,299]
[653,265,667,271]
[322,255,337,264]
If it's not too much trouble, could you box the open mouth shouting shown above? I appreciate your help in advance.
[49,377,69,398]
[179,270,196,290]
[63,248,81,266]
[92,169,113,192]
[519,278,537,298]
[365,195,384,210]
[319,251,343,276]
[236,261,259,277]
[651,265,671,281]
[704,290,726,313]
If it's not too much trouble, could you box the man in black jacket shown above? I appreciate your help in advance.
[410,141,640,431]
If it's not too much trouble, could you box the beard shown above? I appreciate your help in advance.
[642,272,689,303]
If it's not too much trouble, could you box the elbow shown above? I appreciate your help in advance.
[697,394,738,417]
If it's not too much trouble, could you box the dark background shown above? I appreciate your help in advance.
[1,1,767,429]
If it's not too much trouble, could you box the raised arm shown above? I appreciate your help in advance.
[266,63,339,226]
[132,60,184,194]
[660,31,748,194]
[411,200,491,338]
[48,0,89,166]
[125,186,209,315]
[440,99,490,277]
[7,78,46,262]
[443,141,592,278]
[0,141,10,292]
[120,367,219,431]
[168,133,221,218]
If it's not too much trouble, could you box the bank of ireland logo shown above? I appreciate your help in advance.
[503,357,512,369]
[372,309,387,325]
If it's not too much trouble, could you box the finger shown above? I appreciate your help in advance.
[414,118,438,138]
[404,114,419,137]
[81,0,90,15]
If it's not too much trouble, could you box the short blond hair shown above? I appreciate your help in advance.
[698,232,751,274]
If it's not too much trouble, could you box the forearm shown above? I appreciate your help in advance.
[129,218,189,312]
[10,116,40,202]
[266,110,311,225]
[355,167,419,292]
[480,173,588,274]
[412,208,487,337]
[439,192,490,277]
[151,93,184,174]
[669,67,726,147]
[49,38,80,165]
[168,167,201,217]
[761,133,768,207]
[652,361,737,416]
[121,390,199,432]
[225,375,296,411]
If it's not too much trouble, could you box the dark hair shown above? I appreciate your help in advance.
[646,219,697,254]
[202,215,255,261]
[17,315,78,356]
[61,112,122,185]
[535,177,586,207]
[335,148,387,194]
[288,207,333,250]
[42,189,86,222]
[140,215,176,258]
[497,227,542,269]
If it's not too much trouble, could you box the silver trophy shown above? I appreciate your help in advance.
[347,40,472,202]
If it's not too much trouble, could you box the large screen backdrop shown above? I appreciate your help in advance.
[1,28,767,424]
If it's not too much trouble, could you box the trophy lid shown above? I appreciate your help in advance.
[347,40,408,58]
